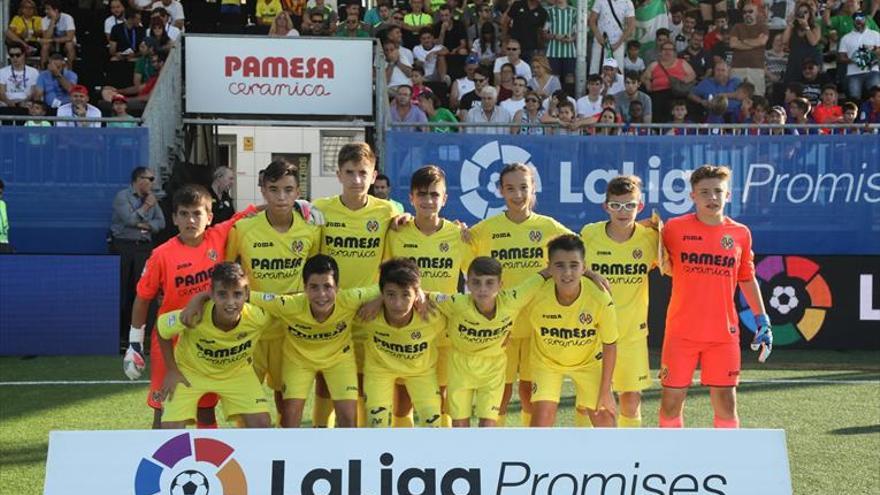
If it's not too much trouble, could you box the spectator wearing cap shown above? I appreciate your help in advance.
[434,5,469,79]
[798,58,831,105]
[614,71,652,123]
[210,167,236,224]
[107,94,138,128]
[35,52,77,108]
[601,58,625,96]
[450,54,480,109]
[151,0,185,31]
[839,12,880,100]
[529,55,562,99]
[40,0,77,69]
[457,66,492,119]
[56,85,102,128]
[783,1,822,84]
[729,2,768,96]
[824,0,879,44]
[0,45,40,109]
[493,38,533,82]
[545,0,576,87]
[500,0,548,63]
[466,85,512,134]
[389,85,429,131]
[858,85,880,122]
[588,0,635,74]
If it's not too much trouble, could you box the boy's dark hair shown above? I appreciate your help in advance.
[821,83,838,93]
[419,26,433,37]
[842,101,859,113]
[0,178,5,190]
[557,99,575,112]
[607,175,643,198]
[690,164,731,187]
[626,39,641,50]
[547,234,585,260]
[411,65,425,75]
[410,165,446,192]
[211,262,247,287]
[380,258,421,290]
[337,142,376,169]
[624,70,641,83]
[751,95,769,109]
[44,0,62,9]
[587,74,602,84]
[125,8,139,19]
[468,256,502,278]
[655,27,671,38]
[790,97,811,114]
[671,99,687,109]
[263,159,299,185]
[303,254,340,285]
[376,173,391,185]
[737,80,755,96]
[172,184,213,212]
[786,82,805,97]
[130,166,151,183]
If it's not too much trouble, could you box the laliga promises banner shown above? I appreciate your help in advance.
[386,133,880,255]
[185,35,373,115]
[44,429,793,495]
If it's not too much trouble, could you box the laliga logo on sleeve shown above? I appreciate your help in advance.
[135,433,247,495]
[459,141,542,220]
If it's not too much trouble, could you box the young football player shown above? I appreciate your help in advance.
[659,165,772,429]
[123,184,257,429]
[580,175,658,427]
[529,234,619,427]
[158,262,274,429]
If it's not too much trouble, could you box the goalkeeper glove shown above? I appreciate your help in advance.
[750,314,773,363]
[123,325,146,380]
[294,199,325,226]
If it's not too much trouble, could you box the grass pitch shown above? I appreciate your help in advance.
[1,349,878,495]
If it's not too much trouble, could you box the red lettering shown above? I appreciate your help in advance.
[224,55,336,79]
[224,56,241,77]
[242,56,260,77]
[290,57,304,78]
[262,57,288,78]
[316,58,334,78]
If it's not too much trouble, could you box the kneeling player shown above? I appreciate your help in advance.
[659,165,772,429]
[529,235,619,427]
[358,258,446,427]
[158,262,274,429]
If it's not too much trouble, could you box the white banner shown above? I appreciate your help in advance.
[184,35,374,116]
[44,428,792,495]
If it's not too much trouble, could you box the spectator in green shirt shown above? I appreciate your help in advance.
[419,90,459,132]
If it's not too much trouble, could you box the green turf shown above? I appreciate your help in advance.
[1,350,878,495]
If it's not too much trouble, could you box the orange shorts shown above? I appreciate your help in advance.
[148,332,219,410]
[659,336,740,388]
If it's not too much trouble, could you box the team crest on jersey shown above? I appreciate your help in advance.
[336,321,347,331]
[632,248,643,260]
[366,219,380,233]
[262,293,275,301]
[529,230,543,243]
[720,234,735,250]
[236,332,247,340]
[439,242,450,253]
[411,331,422,340]
[435,294,450,303]
[206,248,218,262]
[167,314,177,327]
[728,326,737,334]
[579,312,592,325]
[291,240,304,254]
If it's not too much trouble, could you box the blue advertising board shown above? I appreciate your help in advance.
[386,132,880,255]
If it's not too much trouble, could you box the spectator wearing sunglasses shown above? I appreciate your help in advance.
[0,47,40,108]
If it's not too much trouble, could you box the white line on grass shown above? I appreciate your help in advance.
[0,378,877,386]
[0,380,149,385]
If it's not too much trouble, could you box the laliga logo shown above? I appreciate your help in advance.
[738,256,832,346]
[135,433,247,495]
[459,141,543,219]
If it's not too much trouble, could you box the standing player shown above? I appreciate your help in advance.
[357,258,446,428]
[469,162,572,426]
[158,262,274,429]
[225,160,321,418]
[659,165,772,429]
[529,234,619,427]
[383,165,473,427]
[580,175,658,427]
[123,184,256,429]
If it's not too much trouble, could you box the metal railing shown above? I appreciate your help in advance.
[386,121,880,134]
[143,42,183,186]
[0,115,145,124]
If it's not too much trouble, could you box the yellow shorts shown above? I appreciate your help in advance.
[504,336,532,383]
[437,344,450,388]
[613,339,652,393]
[282,352,359,401]
[447,350,506,421]
[253,321,287,391]
[363,367,441,428]
[531,361,602,410]
[162,367,270,424]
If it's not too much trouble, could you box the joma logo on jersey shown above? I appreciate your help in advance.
[327,221,347,228]
[683,235,703,241]
[492,232,511,239]
[680,252,736,267]
[325,236,381,249]
[366,219,380,233]
[176,262,192,270]
[251,258,304,270]
[403,243,419,248]
[528,230,543,243]
[373,336,428,354]
[409,256,454,269]
[253,241,274,248]
[591,263,649,275]
[542,314,562,319]
[596,250,612,256]
[196,339,252,358]
[720,234,735,250]
[174,268,214,288]
[540,327,596,338]
[491,247,543,260]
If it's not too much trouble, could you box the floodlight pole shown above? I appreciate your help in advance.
[575,0,588,97]
[374,40,388,171]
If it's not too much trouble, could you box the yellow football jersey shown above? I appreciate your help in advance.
[470,212,572,338]
[250,287,379,367]
[314,195,397,289]
[529,278,619,371]
[225,211,321,294]
[580,222,658,343]
[383,219,472,294]
[157,302,273,379]
[431,274,545,357]
[356,311,446,375]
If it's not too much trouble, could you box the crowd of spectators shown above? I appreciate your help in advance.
[1,0,879,131]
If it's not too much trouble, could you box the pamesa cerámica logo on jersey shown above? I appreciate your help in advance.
[738,256,833,346]
[459,141,543,219]
[135,433,247,495]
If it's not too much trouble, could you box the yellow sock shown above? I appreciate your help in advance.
[356,397,366,428]
[496,414,507,427]
[521,411,532,427]
[392,414,414,428]
[574,413,593,427]
[618,414,642,428]
[441,413,452,428]
[312,396,334,428]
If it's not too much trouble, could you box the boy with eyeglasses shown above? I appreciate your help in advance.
[580,175,658,427]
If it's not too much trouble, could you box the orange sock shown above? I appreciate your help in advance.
[713,415,739,428]
[658,413,683,428]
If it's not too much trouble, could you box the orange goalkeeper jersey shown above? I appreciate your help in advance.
[662,213,755,343]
